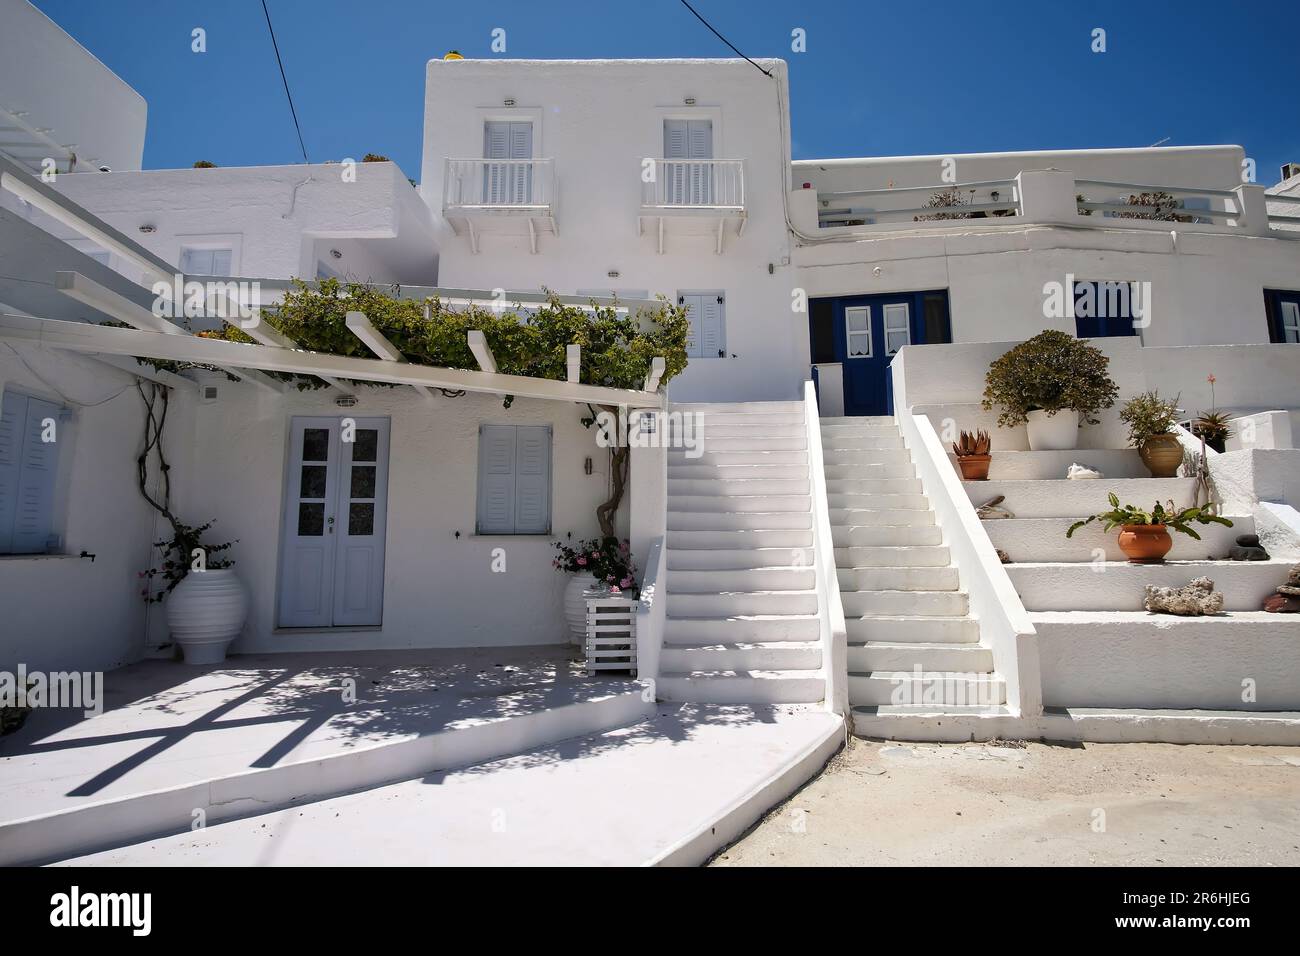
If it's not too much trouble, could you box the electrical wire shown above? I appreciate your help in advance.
[4,343,138,407]
[678,0,772,76]
[261,0,310,164]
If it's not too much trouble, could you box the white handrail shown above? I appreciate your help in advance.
[803,381,848,716]
[634,535,666,699]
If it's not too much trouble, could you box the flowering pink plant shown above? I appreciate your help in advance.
[553,536,637,594]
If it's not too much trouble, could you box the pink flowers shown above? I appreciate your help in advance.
[1207,374,1217,385]
[576,557,587,566]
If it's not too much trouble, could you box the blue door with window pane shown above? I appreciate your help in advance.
[817,291,951,416]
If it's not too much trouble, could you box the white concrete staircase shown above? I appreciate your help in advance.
[660,402,826,704]
[821,416,1006,719]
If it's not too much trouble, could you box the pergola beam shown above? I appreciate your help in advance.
[0,312,664,408]
[467,330,497,373]
[345,310,435,399]
[55,271,186,335]
[644,356,666,392]
[205,287,344,393]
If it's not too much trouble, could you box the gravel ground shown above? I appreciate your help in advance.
[711,738,1300,866]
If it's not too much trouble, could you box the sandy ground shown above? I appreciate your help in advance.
[712,738,1300,866]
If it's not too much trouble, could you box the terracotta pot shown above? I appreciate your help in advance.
[1139,433,1184,477]
[956,454,991,480]
[1117,524,1173,564]
[1026,409,1078,450]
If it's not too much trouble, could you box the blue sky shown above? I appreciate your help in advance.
[31,0,1296,184]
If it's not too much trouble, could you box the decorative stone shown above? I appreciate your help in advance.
[996,549,1011,564]
[1279,585,1300,597]
[1143,576,1224,616]
[1067,463,1103,479]
[1235,534,1261,548]
[1263,593,1300,613]
[977,495,1014,519]
[1228,545,1270,561]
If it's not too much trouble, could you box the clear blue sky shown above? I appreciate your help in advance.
[31,0,1296,184]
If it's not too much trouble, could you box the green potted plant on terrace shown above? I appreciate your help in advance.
[1066,494,1233,564]
[1119,390,1184,478]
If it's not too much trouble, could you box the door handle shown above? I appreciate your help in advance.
[327,515,335,534]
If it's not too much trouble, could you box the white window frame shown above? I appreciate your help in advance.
[883,303,911,356]
[844,305,872,359]
[176,234,242,277]
[1282,301,1300,343]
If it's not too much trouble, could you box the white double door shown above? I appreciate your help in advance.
[278,417,390,628]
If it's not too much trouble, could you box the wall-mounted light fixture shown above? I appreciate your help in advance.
[584,457,593,475]
[503,98,516,107]
[607,270,620,279]
[138,224,156,234]
[330,248,343,259]
[684,97,696,106]
[990,190,1001,201]
[335,394,358,408]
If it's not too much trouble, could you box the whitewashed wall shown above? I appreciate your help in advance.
[421,58,802,403]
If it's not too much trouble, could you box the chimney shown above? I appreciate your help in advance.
[1282,162,1300,182]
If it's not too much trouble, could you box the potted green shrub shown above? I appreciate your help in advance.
[1119,391,1184,477]
[1066,494,1232,564]
[982,330,1119,450]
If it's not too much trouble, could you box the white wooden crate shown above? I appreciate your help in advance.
[585,594,638,675]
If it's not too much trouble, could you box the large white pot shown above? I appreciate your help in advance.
[1026,409,1079,450]
[166,568,249,665]
[563,573,603,644]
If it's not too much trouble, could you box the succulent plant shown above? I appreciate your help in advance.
[952,429,991,457]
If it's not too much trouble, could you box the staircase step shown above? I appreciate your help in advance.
[663,615,820,642]
[846,615,980,643]
[658,671,825,705]
[986,515,1248,563]
[825,492,929,510]
[694,436,808,453]
[1007,559,1296,612]
[668,567,816,592]
[834,545,951,568]
[674,401,805,414]
[848,641,994,672]
[669,464,809,480]
[660,641,823,671]
[841,589,969,617]
[666,590,819,616]
[837,566,960,591]
[687,422,806,438]
[669,450,808,466]
[960,448,1148,480]
[668,528,813,549]
[668,547,813,571]
[666,494,810,512]
[849,670,1006,707]
[668,478,810,497]
[832,525,943,547]
[963,477,1200,518]
[826,479,923,500]
[823,448,911,465]
[667,511,813,532]
[821,424,899,438]
[821,416,896,425]
[823,464,915,481]
[827,508,934,527]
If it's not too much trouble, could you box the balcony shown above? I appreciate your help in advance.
[442,158,556,254]
[638,158,746,254]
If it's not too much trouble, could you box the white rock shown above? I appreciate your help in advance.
[1067,462,1103,479]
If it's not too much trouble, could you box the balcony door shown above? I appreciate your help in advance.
[483,121,533,205]
[664,119,712,206]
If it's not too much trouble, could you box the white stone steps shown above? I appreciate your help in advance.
[696,436,808,452]
[827,508,934,527]
[957,448,1148,481]
[1007,559,1296,612]
[834,545,951,568]
[668,567,816,592]
[848,641,994,672]
[821,416,896,425]
[668,477,810,497]
[674,401,804,414]
[821,424,899,438]
[669,449,808,466]
[836,565,960,591]
[845,615,981,643]
[668,547,814,571]
[667,590,819,617]
[658,671,826,705]
[666,493,810,512]
[667,511,813,532]
[986,515,1249,563]
[849,670,1006,706]
[663,615,821,642]
[679,411,806,425]
[823,464,915,481]
[963,477,1200,518]
[659,641,823,672]
[687,422,807,438]
[832,524,943,547]
[668,528,813,550]
[822,448,911,464]
[820,436,905,451]
[841,589,969,617]
[826,479,923,500]
[826,492,929,510]
[668,464,809,480]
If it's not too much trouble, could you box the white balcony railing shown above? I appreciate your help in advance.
[641,159,745,210]
[817,179,1020,228]
[443,158,555,212]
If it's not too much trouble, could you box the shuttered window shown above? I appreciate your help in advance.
[0,391,63,554]
[476,424,552,534]
[663,119,713,205]
[678,292,725,359]
[483,121,534,205]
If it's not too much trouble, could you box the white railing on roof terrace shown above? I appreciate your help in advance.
[1266,192,1300,228]
[1073,179,1240,223]
[443,158,555,211]
[641,159,745,210]
[817,179,1020,227]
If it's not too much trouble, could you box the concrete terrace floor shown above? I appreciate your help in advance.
[0,645,631,824]
[56,702,841,866]
[713,738,1300,866]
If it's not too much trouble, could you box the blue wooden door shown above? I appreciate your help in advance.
[833,294,916,416]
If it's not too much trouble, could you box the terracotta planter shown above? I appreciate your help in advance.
[1117,524,1173,564]
[1026,409,1079,450]
[955,454,991,480]
[1139,433,1184,478]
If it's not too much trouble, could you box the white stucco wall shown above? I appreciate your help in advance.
[420,58,802,403]
[187,382,619,652]
[0,0,146,174]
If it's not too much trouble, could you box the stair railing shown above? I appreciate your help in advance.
[803,380,849,716]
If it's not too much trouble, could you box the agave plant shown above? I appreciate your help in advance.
[952,430,991,457]
[1193,410,1233,450]
[1066,494,1233,538]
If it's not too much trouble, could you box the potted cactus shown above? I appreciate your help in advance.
[952,429,992,480]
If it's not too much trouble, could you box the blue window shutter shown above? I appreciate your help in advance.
[699,294,724,357]
[513,425,552,534]
[477,425,517,534]
[681,293,702,358]
[0,392,27,554]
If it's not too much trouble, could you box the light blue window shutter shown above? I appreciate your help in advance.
[680,294,703,358]
[513,425,551,534]
[484,121,512,159]
[699,294,724,357]
[0,392,27,554]
[9,396,60,553]
[477,425,517,533]
[663,120,688,159]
